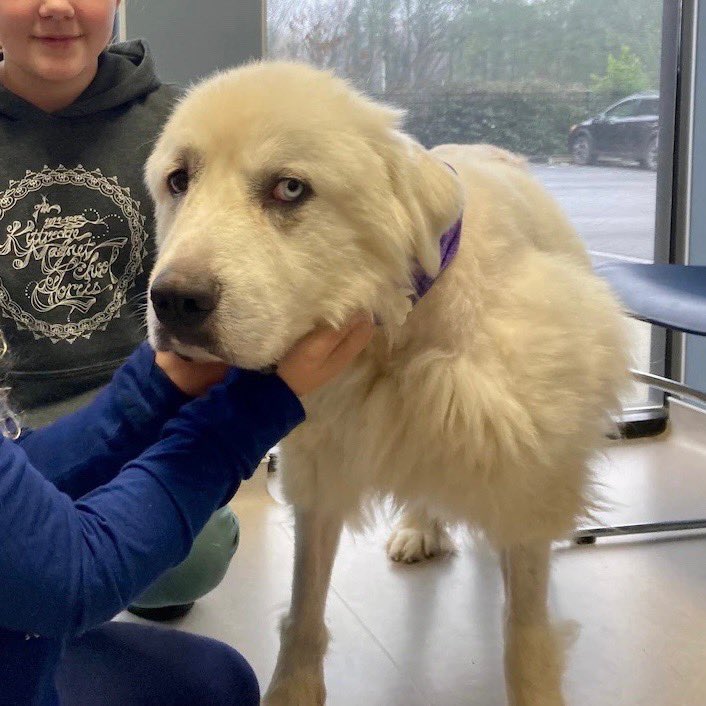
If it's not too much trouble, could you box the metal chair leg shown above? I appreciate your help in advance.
[575,368,706,544]
[575,519,706,544]
[630,369,706,405]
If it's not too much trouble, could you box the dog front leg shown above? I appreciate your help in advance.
[263,508,343,706]
[502,541,567,706]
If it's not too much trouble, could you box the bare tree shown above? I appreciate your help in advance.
[267,0,661,93]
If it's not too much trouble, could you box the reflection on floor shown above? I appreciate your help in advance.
[120,401,706,706]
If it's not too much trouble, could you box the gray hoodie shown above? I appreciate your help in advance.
[0,40,180,409]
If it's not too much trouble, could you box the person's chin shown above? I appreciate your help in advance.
[33,54,92,82]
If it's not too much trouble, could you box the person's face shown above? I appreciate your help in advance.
[0,0,119,83]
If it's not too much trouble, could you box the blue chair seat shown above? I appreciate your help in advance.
[595,263,706,336]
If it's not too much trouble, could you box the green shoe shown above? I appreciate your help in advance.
[128,506,240,621]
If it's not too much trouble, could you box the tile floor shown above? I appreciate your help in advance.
[120,402,706,706]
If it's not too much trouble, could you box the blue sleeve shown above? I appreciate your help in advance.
[0,370,304,639]
[17,343,191,499]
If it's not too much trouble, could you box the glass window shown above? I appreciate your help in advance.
[640,98,660,116]
[606,99,643,118]
[268,0,669,411]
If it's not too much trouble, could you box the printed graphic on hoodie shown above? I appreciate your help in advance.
[0,164,147,343]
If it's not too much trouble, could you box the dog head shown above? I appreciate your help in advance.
[145,61,463,368]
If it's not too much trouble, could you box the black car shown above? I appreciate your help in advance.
[568,93,659,170]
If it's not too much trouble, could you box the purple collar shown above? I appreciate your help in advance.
[409,161,462,304]
[409,214,463,304]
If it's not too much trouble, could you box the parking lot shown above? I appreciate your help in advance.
[531,164,657,263]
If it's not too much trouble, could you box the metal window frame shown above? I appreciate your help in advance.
[616,0,694,435]
[669,0,698,385]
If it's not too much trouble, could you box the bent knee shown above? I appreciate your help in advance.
[209,643,260,706]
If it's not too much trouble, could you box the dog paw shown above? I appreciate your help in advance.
[386,523,454,563]
[263,671,326,706]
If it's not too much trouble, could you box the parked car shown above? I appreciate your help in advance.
[568,93,659,170]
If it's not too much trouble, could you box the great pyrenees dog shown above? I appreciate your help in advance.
[145,61,628,705]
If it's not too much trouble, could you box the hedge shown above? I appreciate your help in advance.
[374,90,625,157]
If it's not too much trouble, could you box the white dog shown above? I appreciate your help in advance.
[145,61,628,706]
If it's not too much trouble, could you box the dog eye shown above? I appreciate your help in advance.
[273,178,307,203]
[167,169,189,196]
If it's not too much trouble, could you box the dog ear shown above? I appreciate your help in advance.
[376,127,464,277]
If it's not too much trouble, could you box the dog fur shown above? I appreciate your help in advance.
[145,61,629,705]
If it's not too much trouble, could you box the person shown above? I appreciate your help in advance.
[0,315,374,706]
[0,0,235,618]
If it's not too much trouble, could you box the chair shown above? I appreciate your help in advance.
[575,262,706,544]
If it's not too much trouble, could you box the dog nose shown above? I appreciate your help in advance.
[150,271,219,329]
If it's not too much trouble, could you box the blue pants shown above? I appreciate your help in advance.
[55,622,259,706]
